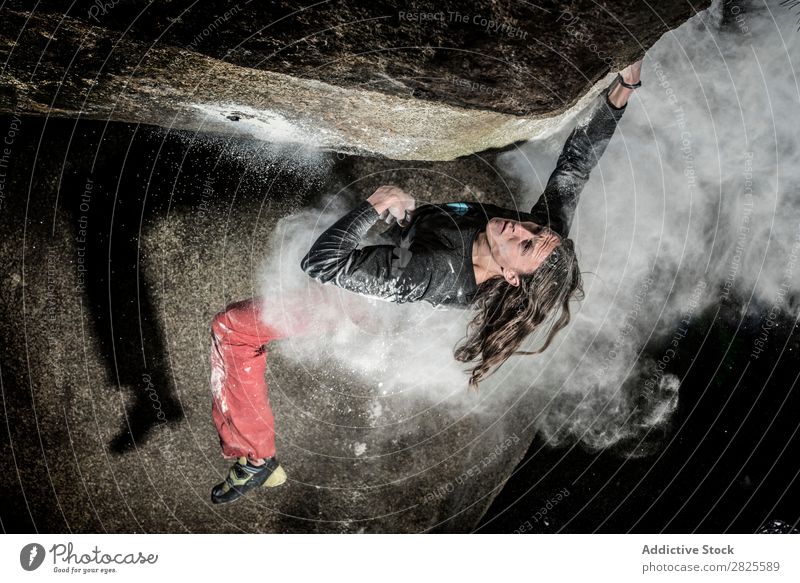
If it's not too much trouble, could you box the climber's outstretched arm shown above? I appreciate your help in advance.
[530,60,643,238]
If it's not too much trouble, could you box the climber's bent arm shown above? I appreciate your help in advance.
[300,192,429,303]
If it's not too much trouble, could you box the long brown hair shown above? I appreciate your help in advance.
[454,237,583,391]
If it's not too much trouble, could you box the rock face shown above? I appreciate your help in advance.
[0,1,709,160]
[0,1,711,533]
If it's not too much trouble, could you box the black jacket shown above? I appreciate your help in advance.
[301,87,626,309]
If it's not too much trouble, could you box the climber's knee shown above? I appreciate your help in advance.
[211,307,234,339]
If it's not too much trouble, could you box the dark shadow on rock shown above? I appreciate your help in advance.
[53,125,185,453]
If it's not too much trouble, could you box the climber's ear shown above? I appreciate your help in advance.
[502,267,520,287]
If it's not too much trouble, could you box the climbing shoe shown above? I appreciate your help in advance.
[211,456,287,505]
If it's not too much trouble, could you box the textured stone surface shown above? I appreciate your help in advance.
[0,0,711,533]
[0,1,709,160]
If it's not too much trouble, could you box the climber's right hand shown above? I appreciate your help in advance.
[367,185,416,226]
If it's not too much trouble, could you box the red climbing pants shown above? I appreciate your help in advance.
[210,293,361,461]
[209,296,318,461]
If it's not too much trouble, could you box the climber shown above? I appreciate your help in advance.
[207,60,643,504]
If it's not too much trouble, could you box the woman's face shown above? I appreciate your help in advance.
[486,218,561,286]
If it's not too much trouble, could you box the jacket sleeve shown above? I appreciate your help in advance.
[300,200,429,302]
[530,84,626,238]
